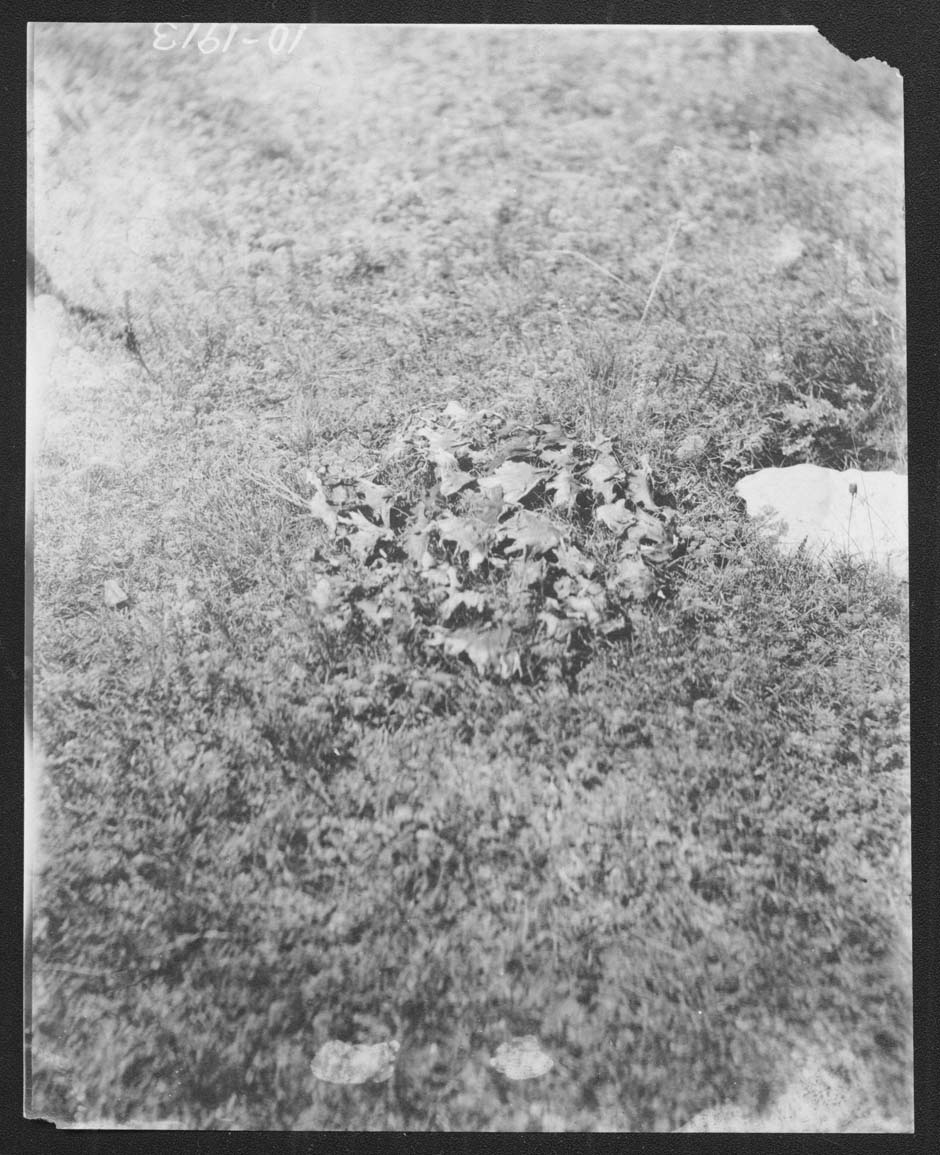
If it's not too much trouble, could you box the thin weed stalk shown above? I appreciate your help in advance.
[547,210,687,436]
[634,212,686,336]
[627,210,686,395]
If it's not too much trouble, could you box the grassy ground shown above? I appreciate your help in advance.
[28,25,909,1130]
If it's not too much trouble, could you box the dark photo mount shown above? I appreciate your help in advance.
[14,8,938,1145]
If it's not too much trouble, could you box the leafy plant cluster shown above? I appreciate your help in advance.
[31,25,909,1132]
[707,268,905,478]
[767,296,905,469]
[278,402,681,682]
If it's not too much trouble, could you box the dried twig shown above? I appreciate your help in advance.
[536,248,629,289]
[246,466,310,512]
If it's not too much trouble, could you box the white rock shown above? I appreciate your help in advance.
[490,1036,554,1080]
[735,464,907,580]
[677,1044,911,1133]
[310,1039,399,1085]
[769,225,806,272]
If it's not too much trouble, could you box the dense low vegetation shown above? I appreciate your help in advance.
[29,25,909,1130]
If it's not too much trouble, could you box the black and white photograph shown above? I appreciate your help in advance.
[25,22,911,1131]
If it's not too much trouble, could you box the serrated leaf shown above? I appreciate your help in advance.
[341,509,379,531]
[463,488,505,528]
[490,1037,554,1080]
[309,489,338,534]
[577,576,606,599]
[463,626,511,673]
[424,561,459,587]
[403,523,433,567]
[640,541,674,565]
[625,508,666,543]
[585,453,621,502]
[553,575,574,600]
[432,625,516,677]
[355,598,394,627]
[611,556,656,600]
[499,511,562,556]
[540,443,575,468]
[596,500,636,534]
[563,594,603,625]
[546,466,581,510]
[380,429,411,463]
[438,463,478,497]
[495,649,522,680]
[600,614,631,641]
[341,513,392,561]
[555,543,595,578]
[440,589,488,621]
[431,447,459,473]
[464,443,491,465]
[436,511,491,570]
[626,465,657,508]
[538,610,577,641]
[418,425,464,453]
[512,557,548,587]
[493,433,539,461]
[356,479,394,526]
[478,460,546,504]
[427,626,465,656]
[310,1039,400,1085]
[418,426,468,474]
[535,422,574,445]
